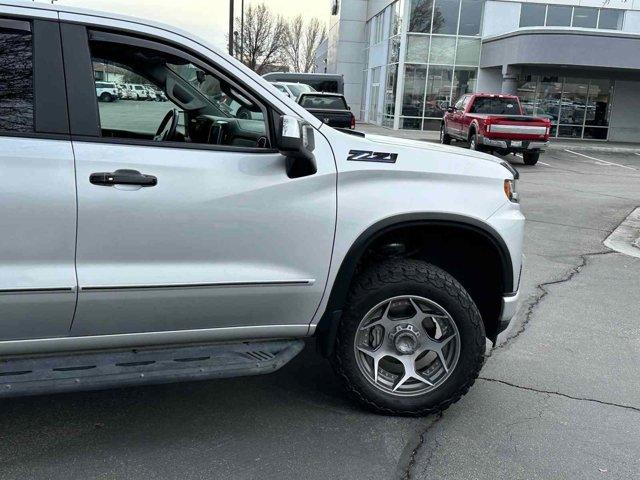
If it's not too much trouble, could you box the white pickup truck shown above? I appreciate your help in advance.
[0,1,523,415]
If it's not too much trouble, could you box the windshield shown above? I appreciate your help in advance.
[168,63,263,120]
[287,83,315,98]
[300,95,348,110]
[470,97,521,115]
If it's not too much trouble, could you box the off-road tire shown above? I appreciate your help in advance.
[523,151,540,165]
[99,92,113,103]
[331,259,485,416]
[440,124,452,145]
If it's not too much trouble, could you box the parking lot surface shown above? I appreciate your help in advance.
[1,144,639,479]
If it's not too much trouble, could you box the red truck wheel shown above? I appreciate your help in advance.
[523,151,540,165]
[440,124,451,145]
[469,133,482,152]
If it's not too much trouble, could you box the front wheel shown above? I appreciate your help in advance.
[331,259,485,416]
[523,151,540,165]
[440,124,451,145]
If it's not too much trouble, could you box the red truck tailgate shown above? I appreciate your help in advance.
[484,116,549,139]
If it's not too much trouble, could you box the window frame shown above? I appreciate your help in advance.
[519,3,546,28]
[61,23,280,154]
[0,17,68,139]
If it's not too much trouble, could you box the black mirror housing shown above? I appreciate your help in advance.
[446,106,455,113]
[276,115,317,178]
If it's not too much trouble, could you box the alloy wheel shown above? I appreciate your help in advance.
[354,295,461,397]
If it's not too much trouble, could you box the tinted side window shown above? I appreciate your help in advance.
[89,38,269,148]
[300,95,347,109]
[0,27,34,132]
[470,97,520,115]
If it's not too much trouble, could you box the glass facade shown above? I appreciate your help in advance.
[398,0,483,129]
[517,75,613,140]
[362,1,404,126]
[520,5,624,30]
[358,0,626,136]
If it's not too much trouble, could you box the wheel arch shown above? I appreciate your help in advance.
[316,213,514,356]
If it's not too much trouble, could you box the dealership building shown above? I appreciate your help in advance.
[323,0,640,141]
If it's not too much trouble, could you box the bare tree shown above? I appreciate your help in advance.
[302,18,327,73]
[233,4,288,74]
[284,15,304,72]
[283,15,327,73]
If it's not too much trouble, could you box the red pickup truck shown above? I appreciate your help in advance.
[441,93,551,165]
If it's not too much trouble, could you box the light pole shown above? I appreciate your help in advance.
[228,0,234,56]
[240,0,244,64]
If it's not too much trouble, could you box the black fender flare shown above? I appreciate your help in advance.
[315,213,514,357]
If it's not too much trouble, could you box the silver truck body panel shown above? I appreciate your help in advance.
[0,1,523,368]
[0,138,77,340]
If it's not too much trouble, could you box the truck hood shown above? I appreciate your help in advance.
[364,133,505,166]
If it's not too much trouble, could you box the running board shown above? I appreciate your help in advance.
[0,340,304,398]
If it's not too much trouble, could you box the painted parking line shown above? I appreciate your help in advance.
[513,153,551,166]
[564,149,636,171]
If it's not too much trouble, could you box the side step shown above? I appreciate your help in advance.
[0,340,304,398]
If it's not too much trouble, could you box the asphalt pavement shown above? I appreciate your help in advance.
[1,135,639,479]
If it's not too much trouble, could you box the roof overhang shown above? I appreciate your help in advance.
[481,27,640,71]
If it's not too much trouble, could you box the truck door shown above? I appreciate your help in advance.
[0,17,77,341]
[458,96,473,139]
[449,96,466,137]
[61,24,337,337]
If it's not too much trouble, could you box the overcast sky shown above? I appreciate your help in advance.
[39,0,331,50]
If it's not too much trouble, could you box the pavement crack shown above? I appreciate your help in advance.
[399,412,443,480]
[525,218,610,233]
[479,377,640,413]
[493,249,615,353]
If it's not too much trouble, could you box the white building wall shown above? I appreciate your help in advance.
[476,67,503,93]
[609,80,640,142]
[482,1,521,38]
[367,0,395,18]
[623,11,640,33]
[325,0,369,116]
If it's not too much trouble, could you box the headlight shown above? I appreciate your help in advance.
[504,179,519,203]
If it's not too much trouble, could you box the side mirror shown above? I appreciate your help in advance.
[276,115,317,178]
[446,106,455,113]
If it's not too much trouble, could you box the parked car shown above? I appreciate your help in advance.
[297,92,356,129]
[95,81,118,102]
[115,83,127,99]
[263,72,344,94]
[441,93,551,165]
[125,83,149,100]
[0,3,524,416]
[154,89,168,102]
[270,81,316,100]
[144,85,157,101]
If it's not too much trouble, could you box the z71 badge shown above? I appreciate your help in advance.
[347,150,398,163]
